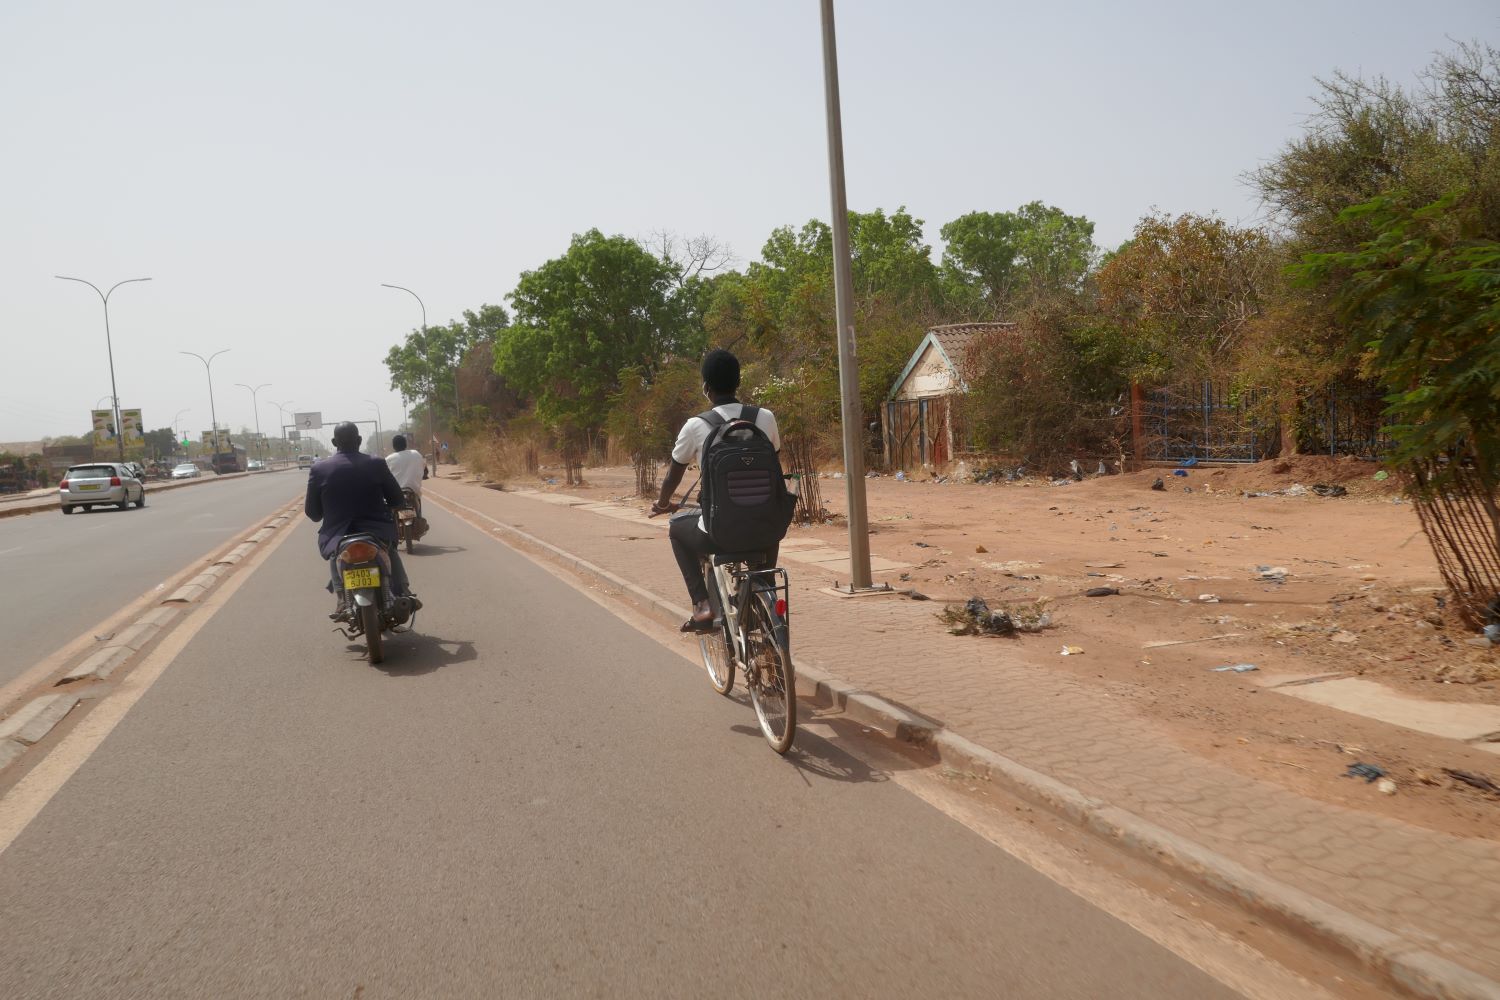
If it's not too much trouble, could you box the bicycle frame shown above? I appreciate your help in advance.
[708,561,789,662]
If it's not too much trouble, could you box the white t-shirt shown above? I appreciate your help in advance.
[671,403,781,532]
[385,449,426,494]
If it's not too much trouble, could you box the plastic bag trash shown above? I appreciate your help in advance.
[1084,587,1119,597]
[1096,460,1108,476]
[894,470,906,481]
[1070,459,1084,481]
[1377,778,1398,795]
[1312,483,1348,497]
[1485,624,1500,643]
[1211,663,1258,673]
[1060,646,1084,656]
[1180,457,1199,468]
[1283,484,1308,497]
[1344,762,1386,783]
[1172,469,1188,477]
[1151,478,1166,491]
[1258,566,1290,582]
[1198,594,1220,603]
[1373,470,1390,481]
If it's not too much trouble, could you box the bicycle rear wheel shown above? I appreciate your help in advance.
[745,590,795,754]
[699,624,734,695]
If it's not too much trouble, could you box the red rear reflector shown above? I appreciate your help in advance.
[110,476,121,487]
[59,480,69,489]
[775,598,788,617]
[339,541,380,563]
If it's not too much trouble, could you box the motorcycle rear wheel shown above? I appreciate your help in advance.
[361,603,384,663]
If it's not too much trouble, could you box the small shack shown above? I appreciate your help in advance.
[883,322,1014,470]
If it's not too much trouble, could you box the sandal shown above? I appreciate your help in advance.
[680,616,715,634]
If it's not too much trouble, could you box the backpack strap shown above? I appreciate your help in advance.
[695,409,730,467]
[737,404,760,427]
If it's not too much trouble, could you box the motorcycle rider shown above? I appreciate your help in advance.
[384,433,427,524]
[304,421,420,620]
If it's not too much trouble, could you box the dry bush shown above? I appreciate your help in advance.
[465,434,515,486]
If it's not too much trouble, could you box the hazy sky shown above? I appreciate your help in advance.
[2,0,1495,445]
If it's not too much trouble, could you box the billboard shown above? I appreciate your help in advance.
[120,408,144,445]
[91,409,116,447]
[294,411,322,431]
[200,429,230,452]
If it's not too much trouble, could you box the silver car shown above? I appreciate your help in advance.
[60,462,146,514]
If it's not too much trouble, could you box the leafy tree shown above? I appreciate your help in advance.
[1296,192,1500,490]
[1095,212,1276,385]
[494,229,696,437]
[142,427,177,458]
[940,203,1097,309]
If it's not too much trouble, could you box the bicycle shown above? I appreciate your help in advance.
[664,507,797,754]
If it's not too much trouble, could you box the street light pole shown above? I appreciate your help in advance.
[381,283,434,474]
[235,382,271,463]
[181,350,229,461]
[363,400,384,456]
[56,275,152,463]
[819,0,873,590]
[270,400,294,459]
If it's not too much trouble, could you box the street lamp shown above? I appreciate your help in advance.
[380,283,435,474]
[181,350,229,461]
[56,275,152,462]
[363,399,384,456]
[819,0,873,591]
[235,382,271,463]
[270,399,294,459]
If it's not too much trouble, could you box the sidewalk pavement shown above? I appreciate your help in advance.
[426,472,1500,994]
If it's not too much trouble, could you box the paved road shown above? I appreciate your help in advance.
[0,503,1245,999]
[0,471,300,686]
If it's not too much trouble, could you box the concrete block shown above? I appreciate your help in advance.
[162,583,206,604]
[1276,677,1500,741]
[0,739,26,770]
[105,621,159,652]
[136,606,181,629]
[0,694,80,745]
[59,645,135,683]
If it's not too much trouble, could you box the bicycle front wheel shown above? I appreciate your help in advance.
[745,591,795,754]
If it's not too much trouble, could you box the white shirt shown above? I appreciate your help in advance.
[384,449,426,494]
[671,402,781,532]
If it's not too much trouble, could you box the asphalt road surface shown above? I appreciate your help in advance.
[0,471,300,686]
[0,502,1247,999]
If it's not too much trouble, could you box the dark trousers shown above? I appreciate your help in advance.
[669,515,777,606]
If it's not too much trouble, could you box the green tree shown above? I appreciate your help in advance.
[1096,212,1276,385]
[494,229,695,436]
[142,427,177,458]
[940,202,1097,308]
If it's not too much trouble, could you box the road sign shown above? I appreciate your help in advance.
[288,430,301,442]
[294,411,322,431]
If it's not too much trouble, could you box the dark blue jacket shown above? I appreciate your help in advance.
[304,450,403,559]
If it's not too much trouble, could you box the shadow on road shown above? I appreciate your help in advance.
[343,631,479,677]
[408,544,466,555]
[729,713,921,785]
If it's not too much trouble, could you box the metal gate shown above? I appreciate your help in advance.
[1143,382,1273,464]
[884,396,950,470]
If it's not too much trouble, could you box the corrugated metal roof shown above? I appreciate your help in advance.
[927,322,1017,374]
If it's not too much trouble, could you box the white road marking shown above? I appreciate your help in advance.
[0,512,301,857]
[0,547,22,557]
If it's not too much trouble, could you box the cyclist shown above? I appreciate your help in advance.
[651,349,780,633]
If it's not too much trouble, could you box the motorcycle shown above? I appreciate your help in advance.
[332,533,412,663]
[396,488,426,553]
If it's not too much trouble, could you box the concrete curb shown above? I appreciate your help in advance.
[429,489,1500,1000]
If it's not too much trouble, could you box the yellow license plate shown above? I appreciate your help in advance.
[79,484,102,491]
[342,568,380,589]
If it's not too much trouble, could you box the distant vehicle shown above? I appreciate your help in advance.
[297,454,315,469]
[60,462,146,514]
[247,459,264,471]
[211,445,246,475]
[124,461,147,481]
[171,463,201,480]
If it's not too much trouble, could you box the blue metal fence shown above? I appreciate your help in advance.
[1144,382,1273,464]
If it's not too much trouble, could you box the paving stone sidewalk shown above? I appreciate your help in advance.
[428,474,1500,984]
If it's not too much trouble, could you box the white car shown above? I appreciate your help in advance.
[247,459,264,471]
[171,463,201,480]
[60,463,146,514]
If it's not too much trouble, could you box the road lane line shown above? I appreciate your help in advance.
[0,513,303,857]
[0,493,300,711]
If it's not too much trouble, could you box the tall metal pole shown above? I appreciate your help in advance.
[236,383,270,462]
[381,283,433,473]
[56,276,152,463]
[270,400,294,459]
[819,0,872,590]
[364,400,384,456]
[181,350,228,458]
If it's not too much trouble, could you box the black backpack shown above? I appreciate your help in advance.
[695,405,796,553]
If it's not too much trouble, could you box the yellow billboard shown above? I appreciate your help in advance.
[91,409,116,447]
[120,408,143,445]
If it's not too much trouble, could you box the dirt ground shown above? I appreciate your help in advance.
[521,455,1500,840]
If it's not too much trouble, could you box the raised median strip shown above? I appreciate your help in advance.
[429,489,1500,1000]
[0,465,300,520]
